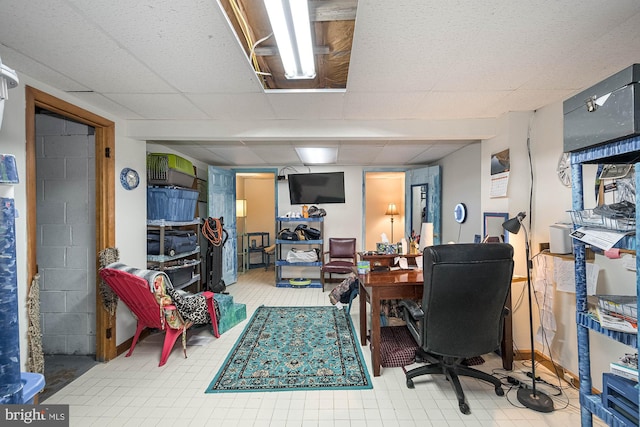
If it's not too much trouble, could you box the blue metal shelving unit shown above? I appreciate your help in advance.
[570,136,640,426]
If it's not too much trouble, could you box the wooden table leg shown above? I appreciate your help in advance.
[501,288,513,370]
[370,292,381,377]
[359,282,367,346]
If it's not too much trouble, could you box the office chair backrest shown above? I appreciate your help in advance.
[422,243,514,358]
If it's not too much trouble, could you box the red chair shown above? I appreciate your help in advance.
[99,267,219,367]
[321,238,357,291]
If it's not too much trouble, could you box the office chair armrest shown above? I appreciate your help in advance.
[399,299,423,321]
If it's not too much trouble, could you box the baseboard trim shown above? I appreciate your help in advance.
[115,328,152,356]
[514,350,599,393]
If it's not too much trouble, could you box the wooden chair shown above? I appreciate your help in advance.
[321,238,357,291]
[99,267,219,367]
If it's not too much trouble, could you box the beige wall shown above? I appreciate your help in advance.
[243,177,276,241]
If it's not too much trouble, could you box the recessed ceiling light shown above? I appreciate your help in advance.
[295,147,338,164]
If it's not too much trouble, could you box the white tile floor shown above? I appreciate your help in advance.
[45,268,605,426]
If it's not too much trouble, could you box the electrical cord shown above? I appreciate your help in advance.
[202,217,224,246]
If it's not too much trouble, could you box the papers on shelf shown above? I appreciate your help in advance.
[596,306,638,333]
[388,256,423,271]
[570,226,630,251]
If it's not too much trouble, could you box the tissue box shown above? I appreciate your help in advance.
[376,243,396,254]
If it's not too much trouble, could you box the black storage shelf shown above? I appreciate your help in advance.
[146,218,202,292]
[246,232,270,269]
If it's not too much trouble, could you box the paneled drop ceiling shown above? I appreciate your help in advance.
[2,1,640,166]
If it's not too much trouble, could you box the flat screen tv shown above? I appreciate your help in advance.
[288,172,345,204]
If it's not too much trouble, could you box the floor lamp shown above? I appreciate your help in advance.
[385,203,399,243]
[502,212,554,413]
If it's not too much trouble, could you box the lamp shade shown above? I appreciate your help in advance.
[502,212,526,234]
[236,199,247,218]
[385,203,399,216]
[419,222,434,252]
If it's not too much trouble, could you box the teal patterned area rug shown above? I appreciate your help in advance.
[206,306,372,393]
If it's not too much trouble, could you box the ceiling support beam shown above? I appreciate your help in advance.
[310,0,357,22]
[255,46,330,56]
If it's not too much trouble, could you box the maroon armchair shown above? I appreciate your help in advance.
[321,238,357,291]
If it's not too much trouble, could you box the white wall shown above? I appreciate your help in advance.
[439,143,482,243]
[482,106,636,391]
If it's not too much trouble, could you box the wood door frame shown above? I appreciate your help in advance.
[25,86,116,362]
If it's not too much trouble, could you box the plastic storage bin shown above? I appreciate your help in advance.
[147,187,198,221]
[163,262,197,288]
[147,153,196,188]
[21,372,45,404]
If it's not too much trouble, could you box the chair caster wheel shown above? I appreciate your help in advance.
[495,387,504,396]
[406,379,415,389]
[459,402,470,415]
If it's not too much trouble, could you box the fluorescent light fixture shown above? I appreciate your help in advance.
[264,0,316,79]
[295,147,338,164]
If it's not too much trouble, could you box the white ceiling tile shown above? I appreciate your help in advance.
[204,145,268,166]
[247,144,301,164]
[414,91,510,120]
[338,144,385,165]
[373,144,433,165]
[344,92,423,119]
[266,91,346,119]
[65,92,144,120]
[0,1,175,93]
[408,143,472,165]
[67,0,264,93]
[104,94,208,120]
[187,93,277,120]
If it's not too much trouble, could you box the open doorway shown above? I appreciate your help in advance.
[236,171,277,274]
[25,87,116,373]
[363,171,406,251]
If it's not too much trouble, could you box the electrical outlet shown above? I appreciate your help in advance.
[564,372,576,385]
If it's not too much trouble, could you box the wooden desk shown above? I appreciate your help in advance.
[359,270,423,377]
[359,270,518,376]
[359,253,421,268]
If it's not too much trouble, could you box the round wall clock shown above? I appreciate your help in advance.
[454,203,467,224]
[557,152,571,187]
[120,167,140,190]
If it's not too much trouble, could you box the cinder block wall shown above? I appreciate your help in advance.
[36,112,96,355]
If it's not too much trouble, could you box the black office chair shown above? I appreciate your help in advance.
[400,243,514,414]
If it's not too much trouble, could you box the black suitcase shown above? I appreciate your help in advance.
[147,229,197,256]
